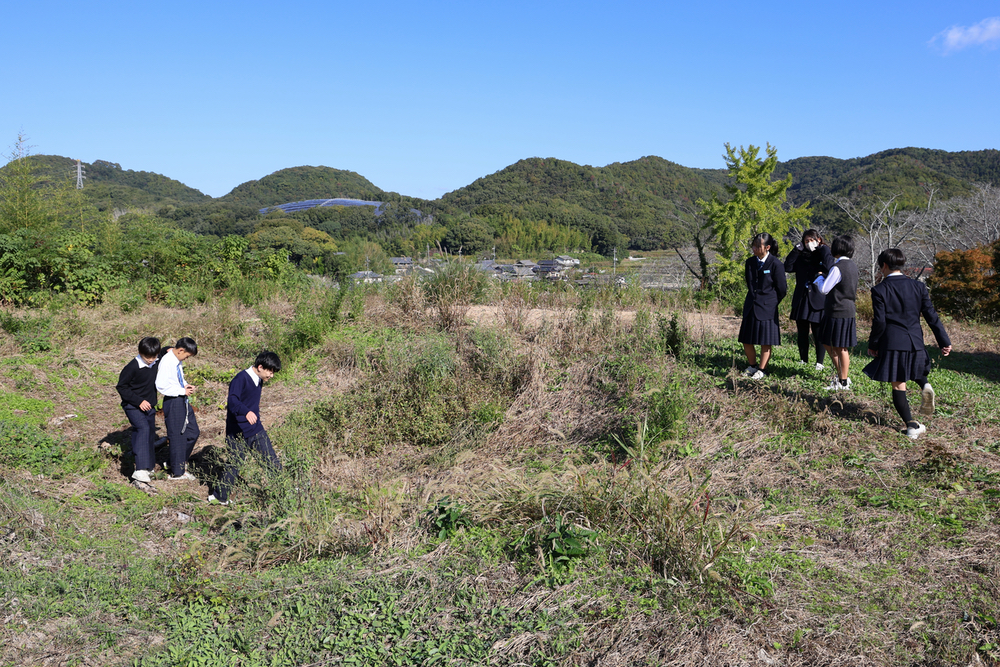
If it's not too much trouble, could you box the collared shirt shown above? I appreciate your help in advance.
[155,350,187,397]
[136,355,157,369]
[815,257,843,295]
[244,367,261,387]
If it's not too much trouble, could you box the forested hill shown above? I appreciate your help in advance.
[438,156,729,250]
[778,147,1000,207]
[442,157,722,208]
[30,155,211,208]
[219,166,386,208]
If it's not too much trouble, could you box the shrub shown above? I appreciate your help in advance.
[424,263,491,331]
[928,243,1000,321]
[0,311,53,352]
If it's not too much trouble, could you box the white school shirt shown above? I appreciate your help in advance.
[245,367,261,386]
[155,350,187,397]
[814,258,843,295]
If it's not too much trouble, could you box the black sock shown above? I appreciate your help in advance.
[796,321,810,362]
[892,389,917,427]
[812,322,826,364]
[915,377,928,389]
[840,378,849,386]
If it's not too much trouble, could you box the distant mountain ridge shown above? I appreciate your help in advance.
[19,147,1000,247]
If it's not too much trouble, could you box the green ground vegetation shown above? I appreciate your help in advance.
[1,278,998,666]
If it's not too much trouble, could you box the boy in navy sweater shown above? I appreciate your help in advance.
[116,337,162,484]
[208,351,282,505]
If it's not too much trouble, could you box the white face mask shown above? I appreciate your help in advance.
[806,241,819,252]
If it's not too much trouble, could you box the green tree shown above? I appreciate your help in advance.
[697,143,811,291]
[0,133,49,234]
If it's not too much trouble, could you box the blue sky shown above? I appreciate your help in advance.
[2,1,998,200]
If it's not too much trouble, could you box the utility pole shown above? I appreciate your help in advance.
[613,246,617,276]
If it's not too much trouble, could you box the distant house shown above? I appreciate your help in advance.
[390,257,414,274]
[475,259,503,276]
[536,259,567,279]
[349,270,383,284]
[502,265,537,281]
[555,255,580,267]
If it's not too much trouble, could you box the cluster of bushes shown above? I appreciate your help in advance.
[928,241,1000,321]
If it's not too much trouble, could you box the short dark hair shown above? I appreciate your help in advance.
[831,235,855,259]
[138,337,161,358]
[802,229,823,245]
[174,337,198,356]
[254,350,281,373]
[877,248,906,271]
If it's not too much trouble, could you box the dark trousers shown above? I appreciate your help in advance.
[796,320,826,364]
[211,430,282,503]
[162,396,199,476]
[123,404,156,471]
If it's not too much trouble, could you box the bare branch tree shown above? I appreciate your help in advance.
[826,193,923,285]
[665,204,715,288]
[905,183,1000,270]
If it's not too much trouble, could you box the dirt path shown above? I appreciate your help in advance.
[464,305,742,339]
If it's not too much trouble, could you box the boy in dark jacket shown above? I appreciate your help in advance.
[116,337,162,484]
[208,351,282,505]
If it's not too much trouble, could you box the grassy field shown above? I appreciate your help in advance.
[1,274,998,666]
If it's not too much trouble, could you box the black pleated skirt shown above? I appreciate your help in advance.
[863,349,931,383]
[738,313,781,346]
[820,317,856,348]
[789,293,823,323]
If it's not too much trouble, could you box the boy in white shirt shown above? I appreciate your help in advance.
[154,337,200,480]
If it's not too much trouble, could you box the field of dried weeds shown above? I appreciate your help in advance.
[2,279,998,666]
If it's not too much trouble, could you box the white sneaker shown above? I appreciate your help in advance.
[742,366,759,377]
[815,363,825,371]
[751,369,766,380]
[905,423,927,440]
[207,494,230,506]
[919,383,936,416]
[797,360,808,365]
[826,377,852,391]
[131,469,152,484]
[167,471,197,481]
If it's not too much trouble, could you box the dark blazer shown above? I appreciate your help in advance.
[868,274,950,352]
[784,245,834,317]
[226,370,265,440]
[743,253,787,321]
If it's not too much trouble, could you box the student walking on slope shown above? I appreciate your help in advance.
[814,235,859,391]
[155,338,201,480]
[208,351,283,505]
[863,249,951,439]
[116,337,162,485]
[784,230,835,370]
[739,232,787,380]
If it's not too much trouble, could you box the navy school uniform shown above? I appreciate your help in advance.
[115,354,160,471]
[819,258,859,349]
[210,368,283,504]
[738,253,787,346]
[863,274,950,382]
[784,244,835,323]
[155,349,200,477]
